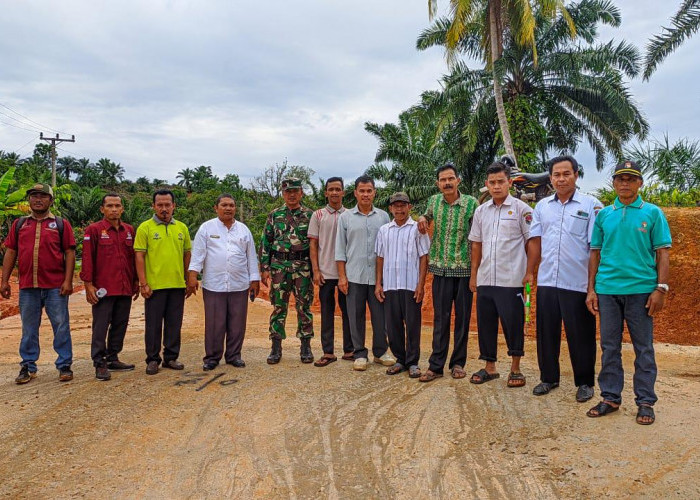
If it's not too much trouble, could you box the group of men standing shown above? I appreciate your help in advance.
[2,156,671,426]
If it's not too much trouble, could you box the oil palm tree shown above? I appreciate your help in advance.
[419,0,648,170]
[427,0,574,166]
[643,0,700,80]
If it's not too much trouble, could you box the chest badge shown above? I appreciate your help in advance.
[126,232,132,240]
[48,221,57,229]
[178,233,184,240]
[153,232,161,240]
[101,229,110,239]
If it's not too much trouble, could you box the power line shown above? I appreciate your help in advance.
[0,102,69,135]
[14,135,40,155]
[0,110,44,133]
[0,119,43,134]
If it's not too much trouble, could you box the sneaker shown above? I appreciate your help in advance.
[373,352,396,367]
[576,384,595,403]
[353,358,368,371]
[95,365,111,381]
[59,366,74,382]
[107,360,135,371]
[146,361,159,375]
[15,366,37,385]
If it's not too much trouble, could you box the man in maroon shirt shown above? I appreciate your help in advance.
[80,193,139,381]
[1,183,76,384]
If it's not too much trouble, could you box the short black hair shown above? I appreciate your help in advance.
[153,189,175,204]
[485,161,510,177]
[216,193,235,205]
[548,155,579,175]
[436,162,458,179]
[355,175,375,188]
[325,177,344,188]
[101,193,122,206]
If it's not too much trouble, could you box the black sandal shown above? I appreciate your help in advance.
[586,401,619,418]
[636,405,655,425]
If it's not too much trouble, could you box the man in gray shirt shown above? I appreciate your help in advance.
[335,175,394,371]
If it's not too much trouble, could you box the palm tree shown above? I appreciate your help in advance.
[643,0,700,80]
[419,0,648,170]
[176,167,195,193]
[95,158,125,188]
[57,156,80,181]
[428,0,574,166]
[55,186,105,227]
[624,135,700,191]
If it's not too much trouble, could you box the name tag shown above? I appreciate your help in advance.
[210,235,220,239]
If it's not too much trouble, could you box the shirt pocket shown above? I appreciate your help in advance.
[566,214,589,236]
[97,238,116,256]
[498,217,522,238]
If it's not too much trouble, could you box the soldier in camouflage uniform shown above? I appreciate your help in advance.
[260,178,315,364]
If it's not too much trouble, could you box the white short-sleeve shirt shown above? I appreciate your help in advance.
[468,195,532,287]
[375,218,431,291]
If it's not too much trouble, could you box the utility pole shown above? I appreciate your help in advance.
[40,132,75,188]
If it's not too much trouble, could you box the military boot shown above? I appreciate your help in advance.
[300,337,314,364]
[267,337,283,365]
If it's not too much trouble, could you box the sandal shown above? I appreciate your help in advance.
[507,372,526,388]
[313,355,337,367]
[341,352,355,361]
[418,370,443,383]
[451,365,467,379]
[636,405,655,425]
[470,368,500,384]
[408,365,421,378]
[586,401,620,418]
[386,363,406,375]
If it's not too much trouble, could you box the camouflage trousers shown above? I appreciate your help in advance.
[269,259,314,340]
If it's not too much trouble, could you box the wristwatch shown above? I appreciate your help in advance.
[656,283,669,293]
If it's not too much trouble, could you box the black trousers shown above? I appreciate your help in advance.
[145,288,185,364]
[346,282,387,359]
[385,289,422,367]
[536,286,596,387]
[476,286,524,361]
[428,275,472,374]
[91,295,132,367]
[319,279,352,355]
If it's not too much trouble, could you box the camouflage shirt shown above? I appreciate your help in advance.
[260,205,313,272]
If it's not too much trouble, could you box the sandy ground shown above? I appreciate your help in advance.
[1,290,699,499]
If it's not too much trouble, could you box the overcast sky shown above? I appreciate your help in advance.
[1,1,698,195]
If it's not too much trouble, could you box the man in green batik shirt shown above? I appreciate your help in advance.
[417,163,479,382]
[260,178,315,365]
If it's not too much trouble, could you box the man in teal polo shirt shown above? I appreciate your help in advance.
[135,189,192,375]
[585,161,671,425]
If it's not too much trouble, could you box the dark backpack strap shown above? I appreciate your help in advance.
[14,216,28,241]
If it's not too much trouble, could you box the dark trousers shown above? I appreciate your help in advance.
[203,288,249,365]
[428,275,472,374]
[319,279,352,355]
[385,289,422,367]
[476,286,524,361]
[144,288,185,364]
[598,294,657,407]
[536,286,596,387]
[91,295,132,367]
[346,282,387,359]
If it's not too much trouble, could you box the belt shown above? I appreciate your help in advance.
[272,249,310,261]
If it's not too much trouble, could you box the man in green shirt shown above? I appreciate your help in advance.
[135,189,192,375]
[417,163,479,382]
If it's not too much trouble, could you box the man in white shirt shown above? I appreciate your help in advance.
[187,194,260,371]
[526,156,603,402]
[375,192,430,378]
[468,162,534,388]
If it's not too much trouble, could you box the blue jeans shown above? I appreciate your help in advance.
[598,294,657,407]
[18,288,73,372]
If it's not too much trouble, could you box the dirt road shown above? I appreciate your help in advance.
[1,292,699,498]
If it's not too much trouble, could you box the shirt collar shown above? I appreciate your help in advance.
[485,194,515,208]
[551,190,580,204]
[216,217,236,229]
[440,193,468,207]
[388,217,416,228]
[30,211,56,221]
[351,204,376,216]
[152,215,176,225]
[325,204,345,214]
[100,218,124,231]
[613,195,644,209]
